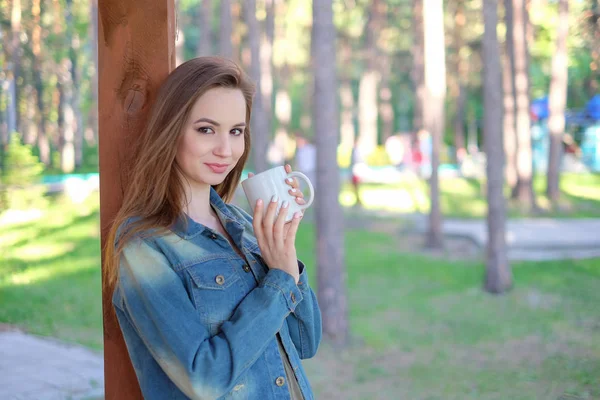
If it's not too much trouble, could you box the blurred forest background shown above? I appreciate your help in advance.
[2,0,600,398]
[1,0,599,181]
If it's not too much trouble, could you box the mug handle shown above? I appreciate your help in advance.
[287,171,314,210]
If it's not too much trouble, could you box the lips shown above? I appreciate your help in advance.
[205,163,230,173]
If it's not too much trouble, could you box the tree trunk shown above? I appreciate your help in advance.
[88,0,99,146]
[546,0,569,205]
[512,0,535,208]
[220,0,233,58]
[261,0,275,147]
[60,0,77,173]
[357,0,383,156]
[483,0,512,294]
[423,0,446,249]
[197,0,212,56]
[66,0,84,168]
[175,23,186,65]
[452,0,467,162]
[503,0,518,190]
[9,0,22,137]
[312,0,349,347]
[58,74,75,173]
[245,0,268,173]
[412,0,425,136]
[6,73,18,139]
[32,0,50,166]
[98,0,176,397]
[380,61,394,143]
[339,38,356,150]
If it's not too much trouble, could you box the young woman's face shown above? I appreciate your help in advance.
[176,87,246,188]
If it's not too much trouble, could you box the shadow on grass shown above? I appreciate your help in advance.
[5,210,100,250]
[1,204,103,349]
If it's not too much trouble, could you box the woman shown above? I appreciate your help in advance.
[104,56,322,400]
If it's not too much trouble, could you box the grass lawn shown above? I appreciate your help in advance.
[1,194,599,399]
[340,172,600,219]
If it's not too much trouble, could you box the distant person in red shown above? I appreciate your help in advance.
[350,142,364,207]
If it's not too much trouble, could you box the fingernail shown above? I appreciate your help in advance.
[290,188,297,193]
[256,199,263,206]
[282,200,289,208]
[271,195,278,203]
[286,178,293,184]
[294,212,302,219]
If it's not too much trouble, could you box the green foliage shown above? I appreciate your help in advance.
[0,135,46,211]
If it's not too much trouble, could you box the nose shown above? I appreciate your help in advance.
[213,132,232,158]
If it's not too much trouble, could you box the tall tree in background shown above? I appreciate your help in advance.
[584,0,599,96]
[411,0,425,136]
[6,0,21,139]
[451,0,468,163]
[423,0,446,249]
[175,0,186,65]
[197,0,212,56]
[58,0,77,173]
[512,0,535,208]
[67,0,84,168]
[261,0,275,146]
[503,0,518,190]
[312,0,349,347]
[245,0,269,173]
[220,0,233,58]
[89,0,99,146]
[357,0,383,156]
[546,0,569,205]
[482,0,512,294]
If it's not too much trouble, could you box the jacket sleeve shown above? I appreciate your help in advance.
[113,237,303,400]
[229,203,323,359]
[285,261,322,359]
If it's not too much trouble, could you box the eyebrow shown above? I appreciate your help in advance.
[193,117,246,127]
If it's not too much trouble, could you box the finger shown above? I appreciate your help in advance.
[252,199,265,244]
[248,172,255,178]
[263,195,279,249]
[296,197,306,205]
[288,188,305,199]
[285,176,300,189]
[285,164,292,174]
[274,200,289,250]
[284,211,302,248]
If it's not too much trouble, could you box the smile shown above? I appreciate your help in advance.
[205,163,230,173]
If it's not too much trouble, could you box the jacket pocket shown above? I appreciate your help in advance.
[186,258,245,325]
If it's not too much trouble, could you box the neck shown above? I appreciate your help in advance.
[182,181,214,223]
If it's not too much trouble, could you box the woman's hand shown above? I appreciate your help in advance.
[282,164,306,206]
[253,195,303,284]
[248,164,305,236]
[247,164,305,205]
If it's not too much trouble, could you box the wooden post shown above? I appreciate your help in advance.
[98,1,175,398]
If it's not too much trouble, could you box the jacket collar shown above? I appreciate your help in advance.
[171,187,244,239]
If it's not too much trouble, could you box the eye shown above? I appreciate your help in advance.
[231,128,244,136]
[196,126,214,134]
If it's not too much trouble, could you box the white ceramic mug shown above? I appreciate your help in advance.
[241,166,315,222]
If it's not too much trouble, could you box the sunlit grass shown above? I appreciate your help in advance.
[1,185,599,398]
[339,173,600,218]
[0,193,103,348]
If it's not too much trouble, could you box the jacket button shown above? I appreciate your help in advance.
[215,275,225,285]
[243,265,251,273]
[290,292,296,303]
[275,376,285,387]
[210,233,218,240]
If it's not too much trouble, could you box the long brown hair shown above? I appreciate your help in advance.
[103,56,255,289]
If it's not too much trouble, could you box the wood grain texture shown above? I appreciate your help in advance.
[98,0,175,398]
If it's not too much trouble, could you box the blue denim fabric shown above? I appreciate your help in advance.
[112,187,322,400]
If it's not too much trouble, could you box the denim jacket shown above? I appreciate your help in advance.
[112,188,322,400]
